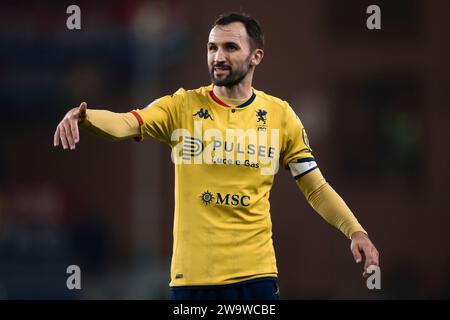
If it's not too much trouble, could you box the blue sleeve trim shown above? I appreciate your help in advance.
[293,166,318,180]
[284,157,316,170]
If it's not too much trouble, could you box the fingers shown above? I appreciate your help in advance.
[71,117,80,143]
[62,121,76,149]
[55,119,78,150]
[363,246,379,270]
[351,244,362,264]
[54,126,60,146]
[69,102,86,143]
[362,245,379,278]
[59,124,70,149]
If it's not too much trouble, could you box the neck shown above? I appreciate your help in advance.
[213,72,253,100]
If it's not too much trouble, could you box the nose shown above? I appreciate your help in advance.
[214,47,226,64]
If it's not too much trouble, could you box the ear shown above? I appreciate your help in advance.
[250,49,264,66]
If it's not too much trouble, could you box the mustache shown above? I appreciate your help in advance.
[212,63,231,69]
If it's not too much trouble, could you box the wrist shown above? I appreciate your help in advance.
[351,231,368,240]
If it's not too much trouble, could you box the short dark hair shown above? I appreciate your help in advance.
[213,13,264,50]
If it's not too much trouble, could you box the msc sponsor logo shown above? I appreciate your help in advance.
[200,190,215,205]
[200,190,250,207]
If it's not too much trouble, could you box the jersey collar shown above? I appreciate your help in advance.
[209,89,256,109]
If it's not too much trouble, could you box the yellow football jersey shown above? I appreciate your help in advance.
[132,85,315,286]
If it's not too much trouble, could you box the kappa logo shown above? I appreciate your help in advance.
[193,108,213,120]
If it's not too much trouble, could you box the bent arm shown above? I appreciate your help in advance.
[80,109,140,141]
[296,168,367,239]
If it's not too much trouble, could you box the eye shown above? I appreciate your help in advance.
[208,45,217,52]
[226,44,238,51]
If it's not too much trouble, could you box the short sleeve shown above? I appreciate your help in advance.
[280,103,315,169]
[131,88,185,144]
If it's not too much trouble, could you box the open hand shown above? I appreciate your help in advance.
[53,102,87,150]
[350,231,379,278]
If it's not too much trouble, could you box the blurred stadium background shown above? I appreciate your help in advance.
[0,0,449,299]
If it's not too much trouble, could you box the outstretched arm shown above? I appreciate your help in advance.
[296,168,380,277]
[53,102,140,150]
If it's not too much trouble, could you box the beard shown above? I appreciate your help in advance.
[209,56,251,87]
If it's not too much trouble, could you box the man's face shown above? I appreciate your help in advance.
[207,22,254,87]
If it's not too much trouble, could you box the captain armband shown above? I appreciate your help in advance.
[288,158,318,179]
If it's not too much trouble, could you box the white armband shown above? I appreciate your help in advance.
[288,158,318,179]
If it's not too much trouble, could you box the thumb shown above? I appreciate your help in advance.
[79,102,87,119]
[351,246,362,263]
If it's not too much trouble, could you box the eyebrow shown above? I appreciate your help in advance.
[207,41,241,47]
